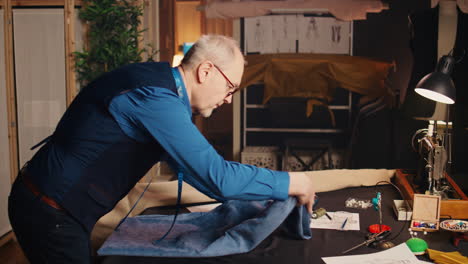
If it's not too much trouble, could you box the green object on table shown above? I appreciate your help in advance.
[406,238,428,255]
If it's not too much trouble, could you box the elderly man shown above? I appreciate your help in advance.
[8,35,315,264]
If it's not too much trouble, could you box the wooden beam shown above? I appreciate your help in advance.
[0,1,84,6]
[141,0,158,61]
[137,0,144,53]
[10,0,83,6]
[159,0,175,63]
[143,0,152,61]
[64,0,76,105]
[12,0,65,5]
[3,0,19,181]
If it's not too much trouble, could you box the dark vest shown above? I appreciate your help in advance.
[27,62,177,231]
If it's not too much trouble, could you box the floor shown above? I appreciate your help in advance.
[0,237,29,264]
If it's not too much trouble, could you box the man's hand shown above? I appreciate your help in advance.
[288,172,315,214]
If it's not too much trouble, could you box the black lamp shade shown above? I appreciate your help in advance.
[414,55,456,104]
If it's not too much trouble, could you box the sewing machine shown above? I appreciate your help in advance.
[395,121,468,219]
[412,121,452,198]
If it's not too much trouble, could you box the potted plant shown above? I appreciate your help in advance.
[75,0,157,86]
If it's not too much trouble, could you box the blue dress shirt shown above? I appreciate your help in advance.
[108,68,289,202]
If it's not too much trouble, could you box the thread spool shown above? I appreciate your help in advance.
[311,208,327,219]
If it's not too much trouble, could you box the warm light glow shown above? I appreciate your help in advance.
[172,54,184,67]
[415,88,455,104]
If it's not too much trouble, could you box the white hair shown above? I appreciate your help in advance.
[181,35,244,71]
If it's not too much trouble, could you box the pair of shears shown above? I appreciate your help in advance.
[342,230,392,254]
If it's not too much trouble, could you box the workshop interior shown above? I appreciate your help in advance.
[1,0,468,263]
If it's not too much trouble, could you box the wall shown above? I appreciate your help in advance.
[0,5,86,237]
[175,1,202,55]
[351,1,429,169]
[13,9,67,166]
[0,8,13,237]
[171,0,236,160]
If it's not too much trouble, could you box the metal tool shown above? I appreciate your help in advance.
[342,230,391,254]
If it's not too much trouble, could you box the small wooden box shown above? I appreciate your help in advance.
[411,194,441,232]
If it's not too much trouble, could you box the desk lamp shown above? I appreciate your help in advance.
[415,55,456,104]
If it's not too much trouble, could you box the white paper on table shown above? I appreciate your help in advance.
[310,211,359,231]
[186,203,222,213]
[322,243,425,264]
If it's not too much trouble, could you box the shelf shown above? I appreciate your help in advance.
[241,17,355,148]
[246,128,344,133]
[246,104,267,109]
[243,90,352,147]
[246,104,350,110]
[329,105,351,110]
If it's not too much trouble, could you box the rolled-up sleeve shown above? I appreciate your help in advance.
[108,86,290,201]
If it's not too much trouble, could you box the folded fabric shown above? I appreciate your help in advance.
[427,248,468,264]
[98,197,311,257]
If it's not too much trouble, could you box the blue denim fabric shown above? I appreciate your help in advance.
[8,177,92,264]
[98,197,311,257]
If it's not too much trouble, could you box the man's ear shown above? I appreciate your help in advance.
[197,60,214,84]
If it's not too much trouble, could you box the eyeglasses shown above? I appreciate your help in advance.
[213,64,239,97]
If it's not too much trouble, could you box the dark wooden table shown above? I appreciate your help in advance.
[101,184,468,264]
